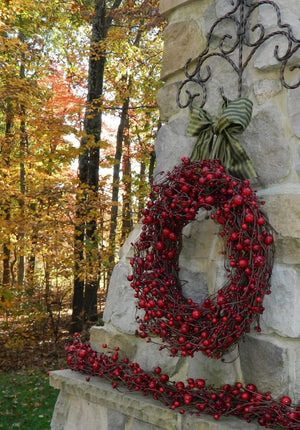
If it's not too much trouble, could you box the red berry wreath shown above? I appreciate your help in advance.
[128,158,274,359]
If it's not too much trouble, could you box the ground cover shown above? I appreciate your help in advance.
[0,370,58,430]
[0,316,76,429]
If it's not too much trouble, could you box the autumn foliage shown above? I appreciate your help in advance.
[0,0,164,368]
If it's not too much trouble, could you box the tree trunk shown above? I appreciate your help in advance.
[71,0,123,333]
[121,129,132,243]
[2,100,13,289]
[149,150,156,184]
[26,232,37,296]
[138,160,146,216]
[108,97,130,273]
[108,28,142,270]
[17,33,27,286]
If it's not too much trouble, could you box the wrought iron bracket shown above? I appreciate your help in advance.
[177,0,300,110]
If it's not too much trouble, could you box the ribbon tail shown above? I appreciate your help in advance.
[190,132,214,162]
[223,134,257,180]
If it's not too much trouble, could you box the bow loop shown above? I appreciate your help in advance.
[187,97,257,180]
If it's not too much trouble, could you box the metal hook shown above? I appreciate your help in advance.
[219,86,227,101]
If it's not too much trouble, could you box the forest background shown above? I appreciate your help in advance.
[0,0,164,371]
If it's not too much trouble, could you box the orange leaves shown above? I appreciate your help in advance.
[43,70,85,121]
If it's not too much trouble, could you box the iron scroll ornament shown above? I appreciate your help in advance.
[177,0,300,110]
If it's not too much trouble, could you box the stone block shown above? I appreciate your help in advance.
[90,326,138,359]
[134,341,183,376]
[180,216,220,270]
[257,0,300,40]
[239,334,289,399]
[254,1,300,70]
[128,418,160,430]
[259,184,300,239]
[180,215,226,296]
[260,265,300,338]
[179,266,208,306]
[50,391,70,430]
[119,223,141,261]
[161,20,205,79]
[188,349,241,387]
[154,116,195,179]
[215,0,237,17]
[273,236,300,265]
[293,344,300,403]
[192,57,247,116]
[287,86,300,138]
[213,0,241,47]
[107,409,127,430]
[253,79,282,105]
[103,261,139,335]
[157,82,181,121]
[242,104,290,186]
[159,0,194,15]
[208,259,228,296]
[64,396,108,430]
[297,144,300,178]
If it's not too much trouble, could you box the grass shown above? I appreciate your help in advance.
[0,370,58,430]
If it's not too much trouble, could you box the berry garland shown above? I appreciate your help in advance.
[66,337,300,428]
[128,158,274,359]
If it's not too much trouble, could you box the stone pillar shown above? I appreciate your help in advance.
[154,0,300,403]
[50,1,300,428]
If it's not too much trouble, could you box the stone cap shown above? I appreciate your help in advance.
[159,0,194,15]
[50,369,259,429]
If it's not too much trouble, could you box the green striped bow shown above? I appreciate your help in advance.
[187,97,257,180]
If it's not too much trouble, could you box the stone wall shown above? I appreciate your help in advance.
[50,1,300,428]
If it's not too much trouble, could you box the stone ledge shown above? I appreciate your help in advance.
[49,370,259,429]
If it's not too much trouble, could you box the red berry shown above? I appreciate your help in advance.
[289,412,298,420]
[191,309,202,319]
[217,295,226,305]
[78,350,87,358]
[195,379,205,388]
[242,187,252,196]
[238,258,248,268]
[245,213,254,223]
[264,235,274,245]
[155,241,164,250]
[176,381,185,390]
[240,391,250,401]
[231,232,239,241]
[160,374,169,383]
[233,195,243,205]
[280,396,292,406]
[162,228,170,236]
[183,393,193,405]
[204,195,214,205]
